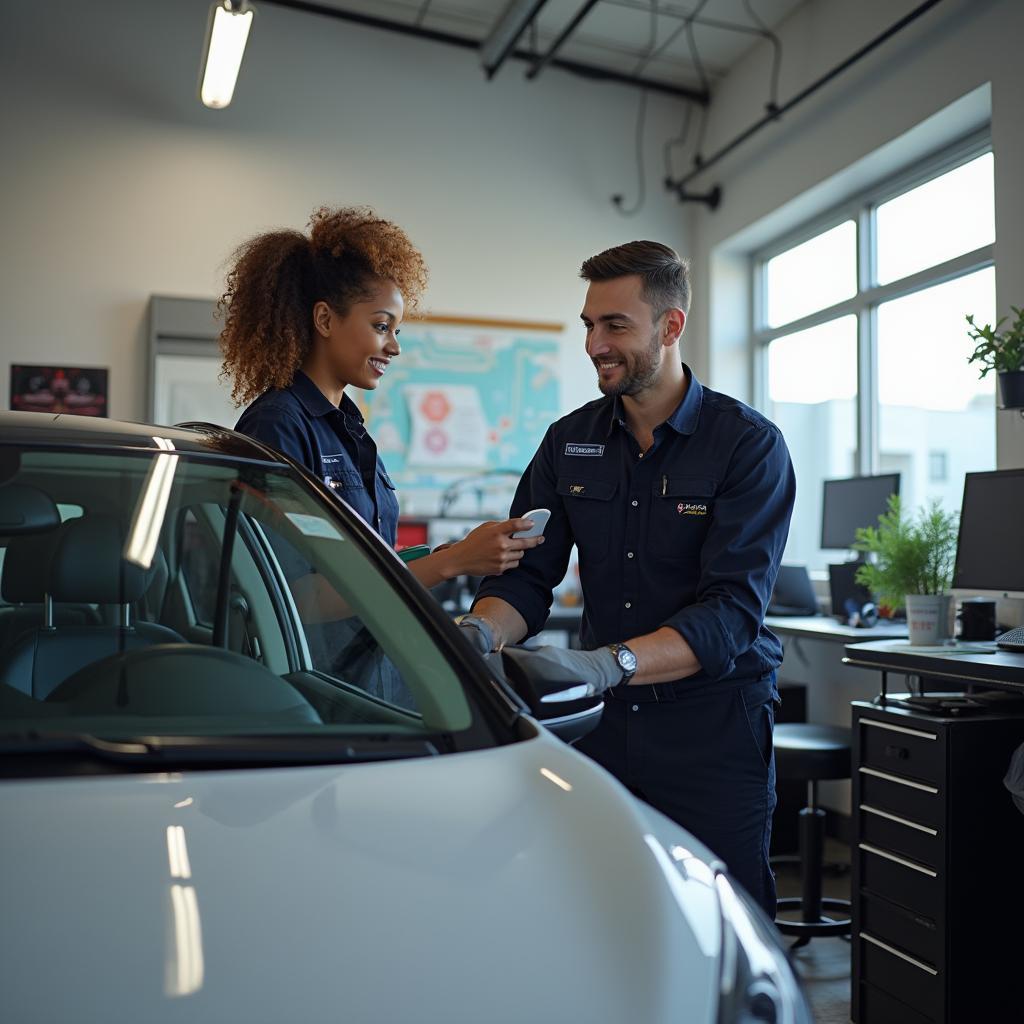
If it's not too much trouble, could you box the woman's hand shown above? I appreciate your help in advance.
[445,518,545,577]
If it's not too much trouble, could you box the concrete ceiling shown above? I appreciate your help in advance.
[291,0,806,94]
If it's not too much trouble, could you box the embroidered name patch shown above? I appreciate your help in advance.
[570,484,586,495]
[678,502,708,516]
[565,443,605,457]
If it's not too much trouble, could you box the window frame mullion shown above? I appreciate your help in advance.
[857,203,876,475]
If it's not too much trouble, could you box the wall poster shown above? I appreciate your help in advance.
[9,364,109,416]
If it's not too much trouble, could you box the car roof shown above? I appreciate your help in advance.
[0,410,284,463]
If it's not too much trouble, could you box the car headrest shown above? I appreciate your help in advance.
[2,529,62,603]
[0,484,60,535]
[49,517,152,604]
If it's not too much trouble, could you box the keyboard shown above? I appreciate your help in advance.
[996,626,1024,652]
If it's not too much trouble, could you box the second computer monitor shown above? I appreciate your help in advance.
[952,469,1024,594]
[821,473,901,551]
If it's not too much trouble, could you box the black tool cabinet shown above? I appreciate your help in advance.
[851,700,1024,1023]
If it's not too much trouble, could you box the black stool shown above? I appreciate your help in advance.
[773,723,852,948]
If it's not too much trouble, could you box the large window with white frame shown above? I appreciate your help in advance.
[753,133,996,572]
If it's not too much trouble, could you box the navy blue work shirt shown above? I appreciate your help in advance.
[476,365,796,696]
[234,370,399,546]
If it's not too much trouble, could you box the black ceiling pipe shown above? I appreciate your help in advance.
[260,0,710,103]
[524,0,601,81]
[669,0,945,192]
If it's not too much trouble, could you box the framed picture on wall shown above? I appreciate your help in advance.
[9,364,109,417]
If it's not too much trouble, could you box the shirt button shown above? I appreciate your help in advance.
[631,499,638,507]
[627,551,634,559]
[632,704,639,712]
[625,601,632,609]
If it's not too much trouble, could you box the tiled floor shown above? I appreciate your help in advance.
[775,838,853,1024]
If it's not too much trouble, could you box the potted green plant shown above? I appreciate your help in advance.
[966,306,1024,409]
[853,495,960,645]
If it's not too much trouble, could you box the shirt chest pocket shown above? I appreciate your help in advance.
[376,470,399,523]
[556,477,618,559]
[324,468,364,494]
[650,475,716,563]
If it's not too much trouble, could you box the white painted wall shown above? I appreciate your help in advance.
[0,0,691,423]
[684,0,1024,468]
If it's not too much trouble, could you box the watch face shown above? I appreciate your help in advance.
[617,646,638,673]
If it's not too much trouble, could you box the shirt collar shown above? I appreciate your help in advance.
[289,370,365,423]
[605,363,704,437]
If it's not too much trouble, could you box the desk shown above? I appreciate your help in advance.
[843,639,1024,696]
[538,607,584,649]
[766,615,907,643]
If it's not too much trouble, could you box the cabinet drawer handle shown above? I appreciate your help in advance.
[861,932,939,976]
[859,842,938,877]
[860,804,938,836]
[863,719,937,741]
[859,766,939,794]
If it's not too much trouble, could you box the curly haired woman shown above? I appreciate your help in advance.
[220,206,542,605]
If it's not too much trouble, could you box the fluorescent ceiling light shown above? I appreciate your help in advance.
[479,0,548,79]
[199,1,254,109]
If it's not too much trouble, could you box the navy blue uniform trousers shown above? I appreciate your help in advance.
[577,674,778,918]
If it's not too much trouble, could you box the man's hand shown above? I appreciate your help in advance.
[501,645,624,699]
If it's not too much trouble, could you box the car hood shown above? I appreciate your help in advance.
[0,727,722,1023]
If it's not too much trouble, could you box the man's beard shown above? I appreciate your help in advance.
[597,330,662,397]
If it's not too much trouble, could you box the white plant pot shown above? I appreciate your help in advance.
[905,594,952,645]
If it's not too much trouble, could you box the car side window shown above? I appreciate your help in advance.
[179,509,220,627]
[259,525,420,712]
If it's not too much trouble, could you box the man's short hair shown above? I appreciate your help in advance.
[580,241,691,318]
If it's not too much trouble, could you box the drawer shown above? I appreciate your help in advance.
[859,889,941,966]
[860,802,941,869]
[860,932,941,1021]
[860,716,943,787]
[857,981,937,1024]
[860,842,940,917]
[858,766,943,828]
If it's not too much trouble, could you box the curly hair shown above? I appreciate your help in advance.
[218,206,428,406]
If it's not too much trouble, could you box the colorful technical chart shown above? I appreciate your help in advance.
[356,316,562,512]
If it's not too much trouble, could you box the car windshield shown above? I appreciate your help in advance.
[0,443,498,760]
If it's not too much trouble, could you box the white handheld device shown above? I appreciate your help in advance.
[512,508,551,539]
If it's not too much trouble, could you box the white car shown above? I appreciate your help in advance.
[0,412,811,1023]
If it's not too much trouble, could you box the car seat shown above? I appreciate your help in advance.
[0,516,183,699]
[0,529,102,652]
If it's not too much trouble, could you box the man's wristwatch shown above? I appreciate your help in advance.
[607,642,638,684]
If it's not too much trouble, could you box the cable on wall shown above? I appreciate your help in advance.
[663,101,694,181]
[612,0,660,215]
[741,0,783,114]
[612,89,651,216]
[414,0,434,28]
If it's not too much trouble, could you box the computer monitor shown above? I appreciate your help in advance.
[952,469,1024,595]
[820,473,901,551]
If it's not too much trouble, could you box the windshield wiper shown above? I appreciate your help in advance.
[0,732,440,766]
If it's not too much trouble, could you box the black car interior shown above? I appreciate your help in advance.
[1,515,183,699]
[0,464,426,732]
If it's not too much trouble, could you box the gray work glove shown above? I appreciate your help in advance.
[455,614,497,656]
[501,645,625,699]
